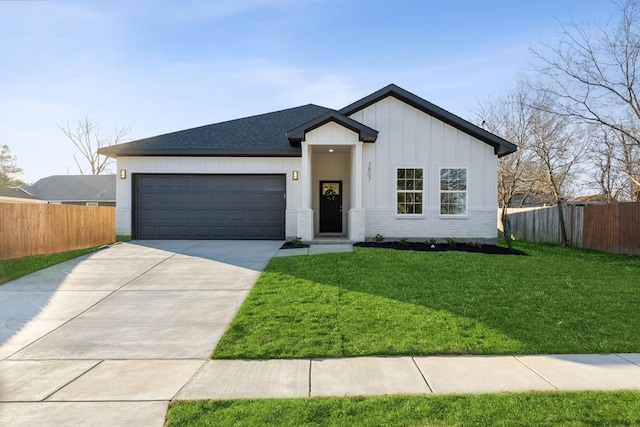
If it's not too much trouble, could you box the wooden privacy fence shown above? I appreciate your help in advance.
[582,203,640,256]
[0,203,115,260]
[499,202,640,256]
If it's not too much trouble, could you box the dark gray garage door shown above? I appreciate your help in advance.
[134,174,286,240]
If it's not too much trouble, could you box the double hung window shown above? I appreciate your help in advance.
[440,168,467,215]
[397,168,423,214]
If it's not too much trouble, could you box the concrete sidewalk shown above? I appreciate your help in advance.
[176,353,640,400]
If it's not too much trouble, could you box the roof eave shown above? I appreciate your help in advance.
[98,148,303,158]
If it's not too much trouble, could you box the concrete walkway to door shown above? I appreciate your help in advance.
[0,240,283,427]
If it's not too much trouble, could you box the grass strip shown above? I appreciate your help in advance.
[0,247,99,284]
[167,391,640,427]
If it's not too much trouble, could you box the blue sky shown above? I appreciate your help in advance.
[1,0,617,182]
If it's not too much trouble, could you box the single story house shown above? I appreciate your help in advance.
[18,175,116,207]
[100,84,516,241]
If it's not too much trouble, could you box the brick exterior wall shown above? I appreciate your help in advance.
[347,208,365,241]
[285,209,298,239]
[364,209,497,242]
[295,208,314,240]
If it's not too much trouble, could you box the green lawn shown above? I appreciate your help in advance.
[0,247,98,284]
[213,241,640,359]
[166,391,640,427]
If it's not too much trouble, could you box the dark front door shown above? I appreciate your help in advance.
[319,181,342,233]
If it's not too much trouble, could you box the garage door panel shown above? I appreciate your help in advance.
[266,227,284,238]
[134,174,285,240]
[138,176,157,187]
[211,210,227,220]
[174,194,192,204]
[174,227,193,238]
[138,209,156,219]
[228,227,246,236]
[156,177,174,188]
[264,210,283,220]
[192,210,209,221]
[247,210,264,220]
[175,210,194,221]
[264,194,284,206]
[229,209,245,221]
[157,210,176,221]
[139,194,156,203]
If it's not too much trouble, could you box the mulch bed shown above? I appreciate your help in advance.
[280,240,525,255]
[280,242,310,249]
[354,241,526,255]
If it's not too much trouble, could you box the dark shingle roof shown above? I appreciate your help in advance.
[98,84,516,159]
[340,84,517,157]
[100,104,332,158]
[0,186,42,201]
[19,175,116,202]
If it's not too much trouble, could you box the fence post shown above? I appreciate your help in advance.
[570,204,574,247]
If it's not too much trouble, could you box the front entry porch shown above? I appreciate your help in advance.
[295,135,365,242]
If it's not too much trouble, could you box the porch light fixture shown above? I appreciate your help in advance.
[329,149,334,153]
[292,170,299,180]
[119,169,126,179]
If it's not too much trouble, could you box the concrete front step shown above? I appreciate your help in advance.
[305,239,357,245]
[274,244,354,257]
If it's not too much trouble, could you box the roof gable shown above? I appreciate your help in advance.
[339,84,517,157]
[286,111,378,146]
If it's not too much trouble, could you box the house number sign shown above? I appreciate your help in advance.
[367,162,372,182]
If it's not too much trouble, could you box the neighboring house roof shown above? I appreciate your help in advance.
[0,186,44,202]
[19,175,116,203]
[286,111,379,145]
[504,192,554,208]
[339,84,517,157]
[99,104,332,158]
[569,195,609,205]
[99,84,517,159]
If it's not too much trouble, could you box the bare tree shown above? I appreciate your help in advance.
[0,144,23,186]
[588,127,640,201]
[617,131,640,200]
[58,116,130,175]
[529,90,588,246]
[474,84,565,209]
[531,0,640,199]
[475,83,587,246]
[475,85,542,212]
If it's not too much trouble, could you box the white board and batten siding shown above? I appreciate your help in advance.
[351,96,498,240]
[305,121,360,145]
[114,156,301,237]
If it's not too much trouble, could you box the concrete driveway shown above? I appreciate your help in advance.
[0,240,282,427]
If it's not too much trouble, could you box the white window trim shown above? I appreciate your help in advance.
[395,166,424,217]
[439,167,468,217]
